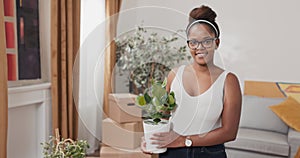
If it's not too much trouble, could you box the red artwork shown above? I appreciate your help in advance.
[7,54,17,81]
[5,22,15,48]
[4,0,14,16]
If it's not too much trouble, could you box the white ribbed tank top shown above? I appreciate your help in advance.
[170,65,229,136]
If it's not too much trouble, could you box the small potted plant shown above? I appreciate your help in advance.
[135,78,177,153]
[41,129,89,158]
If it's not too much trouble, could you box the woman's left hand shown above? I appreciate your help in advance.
[150,130,184,148]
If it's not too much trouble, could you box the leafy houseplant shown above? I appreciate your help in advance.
[115,25,190,94]
[41,129,89,158]
[135,78,177,153]
[136,78,177,124]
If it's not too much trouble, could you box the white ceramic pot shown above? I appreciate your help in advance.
[143,119,170,154]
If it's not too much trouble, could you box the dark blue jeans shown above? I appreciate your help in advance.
[159,144,226,158]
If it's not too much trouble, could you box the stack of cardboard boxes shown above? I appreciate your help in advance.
[101,93,155,158]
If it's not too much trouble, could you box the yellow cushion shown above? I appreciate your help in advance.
[295,147,300,158]
[269,96,300,132]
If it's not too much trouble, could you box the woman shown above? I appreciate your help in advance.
[142,5,242,158]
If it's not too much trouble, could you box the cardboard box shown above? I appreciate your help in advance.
[100,146,154,158]
[109,93,142,123]
[102,118,144,149]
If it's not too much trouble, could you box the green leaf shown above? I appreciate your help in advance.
[168,94,175,104]
[160,93,167,104]
[170,91,175,98]
[144,93,151,104]
[136,95,146,106]
[152,97,161,107]
[156,105,163,111]
[161,78,167,88]
[152,83,167,100]
[153,118,161,124]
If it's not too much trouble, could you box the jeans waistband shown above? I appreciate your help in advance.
[166,143,225,152]
[160,144,226,158]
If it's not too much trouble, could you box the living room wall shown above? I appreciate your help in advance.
[115,0,300,93]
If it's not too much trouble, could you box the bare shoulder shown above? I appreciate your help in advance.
[225,72,240,87]
[224,72,242,102]
[167,66,180,79]
[170,67,180,75]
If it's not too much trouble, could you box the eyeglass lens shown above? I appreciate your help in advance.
[188,38,215,49]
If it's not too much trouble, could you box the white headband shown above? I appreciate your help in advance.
[186,19,219,37]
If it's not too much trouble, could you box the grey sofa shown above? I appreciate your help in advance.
[225,95,300,158]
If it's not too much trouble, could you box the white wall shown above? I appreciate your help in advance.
[79,0,105,153]
[7,0,52,157]
[116,0,300,91]
[8,83,51,158]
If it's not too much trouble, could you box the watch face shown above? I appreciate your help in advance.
[185,138,192,147]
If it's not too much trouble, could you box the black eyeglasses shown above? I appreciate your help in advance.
[187,38,218,50]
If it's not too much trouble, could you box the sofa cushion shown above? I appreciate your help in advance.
[269,96,300,132]
[225,128,289,157]
[239,95,288,134]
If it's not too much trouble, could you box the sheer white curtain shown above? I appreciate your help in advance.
[78,0,105,154]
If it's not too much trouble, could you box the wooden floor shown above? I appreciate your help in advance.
[98,146,157,158]
[86,149,100,158]
[86,145,158,158]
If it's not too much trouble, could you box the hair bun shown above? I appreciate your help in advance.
[189,5,217,23]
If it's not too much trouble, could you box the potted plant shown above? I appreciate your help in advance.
[41,129,89,158]
[115,24,190,94]
[135,78,177,153]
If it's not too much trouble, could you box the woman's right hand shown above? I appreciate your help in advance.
[141,136,153,155]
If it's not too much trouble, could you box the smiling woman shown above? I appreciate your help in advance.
[140,5,242,158]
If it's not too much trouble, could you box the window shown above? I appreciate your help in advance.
[16,0,41,80]
[2,0,50,87]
